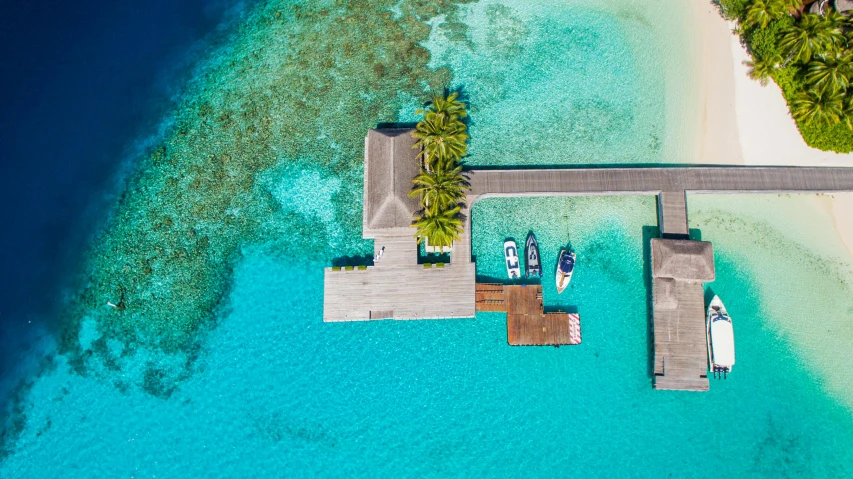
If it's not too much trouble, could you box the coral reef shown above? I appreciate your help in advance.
[63,0,471,383]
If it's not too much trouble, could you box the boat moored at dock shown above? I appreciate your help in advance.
[707,295,735,379]
[525,232,542,278]
[555,249,575,294]
[504,240,521,279]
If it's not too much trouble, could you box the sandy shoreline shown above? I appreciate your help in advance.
[693,2,853,256]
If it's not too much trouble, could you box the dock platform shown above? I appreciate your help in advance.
[650,239,715,391]
[476,284,581,346]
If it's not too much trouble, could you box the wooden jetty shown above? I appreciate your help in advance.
[475,284,581,346]
[464,166,853,238]
[322,127,853,391]
[650,239,715,391]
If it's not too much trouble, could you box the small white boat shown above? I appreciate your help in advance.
[707,295,735,379]
[525,232,542,278]
[555,249,575,294]
[504,240,521,279]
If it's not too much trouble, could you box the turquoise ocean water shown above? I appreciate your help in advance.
[3,1,853,477]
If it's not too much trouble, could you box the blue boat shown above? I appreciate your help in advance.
[555,249,576,294]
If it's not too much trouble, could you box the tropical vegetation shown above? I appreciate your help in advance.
[719,0,853,152]
[410,92,470,248]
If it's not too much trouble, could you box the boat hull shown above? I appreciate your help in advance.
[555,250,575,294]
[525,233,542,278]
[504,240,521,279]
[707,295,735,374]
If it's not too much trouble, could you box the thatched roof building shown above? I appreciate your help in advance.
[651,239,715,282]
[650,238,715,391]
[363,128,421,237]
[836,0,853,13]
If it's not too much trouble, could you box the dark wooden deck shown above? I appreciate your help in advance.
[476,284,580,346]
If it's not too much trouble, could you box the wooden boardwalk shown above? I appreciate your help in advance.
[475,284,580,346]
[466,166,853,198]
[461,166,853,241]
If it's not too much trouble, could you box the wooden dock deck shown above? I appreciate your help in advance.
[476,284,581,346]
[323,259,475,321]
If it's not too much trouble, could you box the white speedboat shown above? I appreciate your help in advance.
[525,232,542,278]
[504,240,521,279]
[707,295,735,379]
[555,249,575,294]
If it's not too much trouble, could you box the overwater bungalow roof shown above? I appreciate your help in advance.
[651,239,715,282]
[363,128,421,236]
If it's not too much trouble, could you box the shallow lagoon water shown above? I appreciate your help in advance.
[3,0,853,477]
[6,198,853,477]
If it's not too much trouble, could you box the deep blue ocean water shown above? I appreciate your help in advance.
[0,0,248,407]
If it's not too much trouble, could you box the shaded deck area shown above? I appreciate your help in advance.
[476,284,581,346]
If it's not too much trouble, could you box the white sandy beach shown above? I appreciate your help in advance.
[694,1,853,256]
[692,2,853,407]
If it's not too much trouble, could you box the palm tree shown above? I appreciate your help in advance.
[744,0,786,29]
[804,55,851,93]
[843,97,853,130]
[780,14,836,64]
[409,165,469,214]
[792,88,844,126]
[412,114,469,169]
[745,54,782,86]
[418,92,467,122]
[823,10,848,47]
[413,206,463,248]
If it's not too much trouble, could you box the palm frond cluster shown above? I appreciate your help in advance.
[409,93,471,249]
[731,0,853,131]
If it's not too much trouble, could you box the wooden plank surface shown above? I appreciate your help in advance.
[466,167,853,197]
[323,261,476,321]
[658,191,689,237]
[651,280,709,391]
[475,284,577,346]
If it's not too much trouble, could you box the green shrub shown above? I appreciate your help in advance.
[436,262,445,268]
[799,121,853,153]
[749,16,792,61]
[423,263,433,269]
[718,0,751,21]
[771,66,805,97]
[357,265,367,270]
[345,265,354,271]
